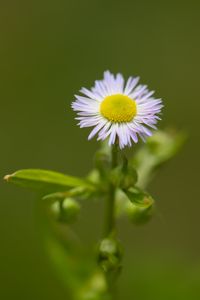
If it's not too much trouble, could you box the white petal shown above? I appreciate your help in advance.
[88,119,107,140]
[115,73,124,93]
[124,76,140,95]
[80,88,101,101]
[108,124,118,145]
[97,121,111,140]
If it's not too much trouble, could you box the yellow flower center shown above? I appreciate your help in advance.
[100,94,137,123]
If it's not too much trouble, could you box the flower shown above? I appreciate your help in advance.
[72,71,163,149]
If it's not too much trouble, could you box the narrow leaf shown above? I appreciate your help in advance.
[4,169,92,193]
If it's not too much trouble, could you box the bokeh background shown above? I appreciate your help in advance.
[1,0,200,299]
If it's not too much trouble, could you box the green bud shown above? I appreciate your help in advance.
[87,169,100,185]
[49,201,60,220]
[126,201,153,224]
[77,271,107,300]
[60,197,80,224]
[98,238,122,273]
[110,165,137,190]
[126,188,154,224]
[49,198,80,223]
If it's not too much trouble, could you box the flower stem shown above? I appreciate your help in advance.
[105,143,118,237]
[102,143,120,298]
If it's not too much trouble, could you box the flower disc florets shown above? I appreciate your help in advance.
[100,94,137,123]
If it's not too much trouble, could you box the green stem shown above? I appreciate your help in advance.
[103,144,119,298]
[105,143,118,237]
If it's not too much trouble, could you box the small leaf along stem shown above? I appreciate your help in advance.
[105,143,118,237]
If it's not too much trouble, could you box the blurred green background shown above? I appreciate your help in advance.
[1,0,200,299]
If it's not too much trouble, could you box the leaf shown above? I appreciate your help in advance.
[131,130,186,189]
[42,186,88,203]
[4,169,92,193]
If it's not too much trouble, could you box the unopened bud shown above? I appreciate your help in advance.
[110,165,137,189]
[49,201,60,220]
[126,188,154,224]
[98,238,122,273]
[60,197,80,223]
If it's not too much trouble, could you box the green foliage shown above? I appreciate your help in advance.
[132,130,186,189]
[115,187,154,224]
[45,221,110,300]
[97,238,123,290]
[77,271,110,300]
[98,238,122,273]
[4,130,185,300]
[42,186,89,203]
[49,198,80,223]
[61,198,81,223]
[4,169,93,193]
[110,160,138,190]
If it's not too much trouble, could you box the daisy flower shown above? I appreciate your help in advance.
[72,71,163,149]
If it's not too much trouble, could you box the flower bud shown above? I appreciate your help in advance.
[126,201,153,224]
[110,165,137,189]
[49,198,80,224]
[126,188,154,225]
[98,238,122,273]
[77,271,107,300]
[60,197,80,224]
[49,201,60,220]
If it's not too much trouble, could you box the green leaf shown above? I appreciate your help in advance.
[4,169,92,193]
[131,130,186,189]
[42,186,88,202]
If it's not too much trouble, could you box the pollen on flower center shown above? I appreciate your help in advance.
[100,94,137,123]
